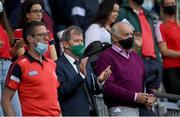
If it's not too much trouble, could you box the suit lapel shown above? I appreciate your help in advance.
[62,54,77,77]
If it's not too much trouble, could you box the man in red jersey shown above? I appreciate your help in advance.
[2,21,61,116]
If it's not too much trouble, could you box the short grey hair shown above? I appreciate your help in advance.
[120,19,135,31]
[62,25,83,41]
[111,24,120,36]
[111,19,135,36]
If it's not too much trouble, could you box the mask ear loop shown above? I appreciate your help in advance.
[0,1,4,13]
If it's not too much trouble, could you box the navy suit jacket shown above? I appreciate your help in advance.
[56,54,100,116]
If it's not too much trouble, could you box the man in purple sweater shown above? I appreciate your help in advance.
[96,21,156,116]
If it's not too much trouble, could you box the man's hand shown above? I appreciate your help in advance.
[136,92,148,104]
[145,94,156,110]
[10,40,25,58]
[98,65,111,83]
[79,57,88,76]
[15,40,24,49]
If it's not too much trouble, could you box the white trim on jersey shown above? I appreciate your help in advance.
[10,75,20,83]
[155,21,164,43]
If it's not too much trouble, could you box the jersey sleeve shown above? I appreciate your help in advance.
[5,63,22,90]
[155,22,166,43]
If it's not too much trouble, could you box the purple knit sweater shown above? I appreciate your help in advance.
[96,47,145,108]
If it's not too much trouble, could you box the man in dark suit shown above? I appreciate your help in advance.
[56,25,111,116]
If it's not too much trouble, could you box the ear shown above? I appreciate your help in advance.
[111,34,118,42]
[63,41,70,49]
[27,35,35,45]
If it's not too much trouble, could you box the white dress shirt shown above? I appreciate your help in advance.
[64,53,85,79]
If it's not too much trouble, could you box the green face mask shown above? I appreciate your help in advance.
[70,44,85,57]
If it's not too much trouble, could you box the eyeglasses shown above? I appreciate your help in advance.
[29,9,44,14]
[31,32,50,39]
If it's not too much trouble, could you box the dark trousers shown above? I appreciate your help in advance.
[163,67,180,95]
[138,107,156,116]
[142,58,163,90]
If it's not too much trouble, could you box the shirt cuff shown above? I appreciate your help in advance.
[97,80,105,89]
[79,72,85,79]
[134,92,137,102]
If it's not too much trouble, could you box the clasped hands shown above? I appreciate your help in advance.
[136,92,156,110]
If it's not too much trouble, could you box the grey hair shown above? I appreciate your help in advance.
[62,25,83,41]
[111,19,135,36]
[111,24,120,36]
[120,19,135,31]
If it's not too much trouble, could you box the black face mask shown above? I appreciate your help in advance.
[163,5,176,15]
[119,37,133,49]
[134,0,144,5]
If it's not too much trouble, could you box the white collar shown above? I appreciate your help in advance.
[64,53,76,65]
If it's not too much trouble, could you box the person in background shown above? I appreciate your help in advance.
[142,0,161,24]
[85,0,119,48]
[4,0,25,28]
[2,21,61,116]
[4,0,54,33]
[48,0,74,34]
[11,0,57,61]
[56,25,111,116]
[41,0,52,17]
[96,21,156,116]
[0,0,22,116]
[118,0,163,93]
[152,0,161,18]
[155,0,180,98]
[71,0,101,32]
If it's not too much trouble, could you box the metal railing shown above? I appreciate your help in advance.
[154,92,180,116]
[95,92,180,116]
[155,92,180,101]
[95,94,109,116]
